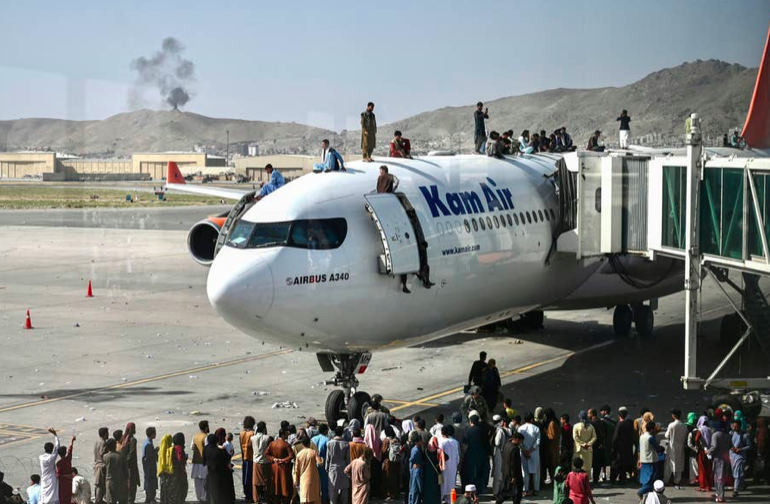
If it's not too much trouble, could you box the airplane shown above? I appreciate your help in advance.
[165,26,770,426]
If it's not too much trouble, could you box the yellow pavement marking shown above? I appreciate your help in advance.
[383,399,440,407]
[0,349,293,414]
[389,341,614,413]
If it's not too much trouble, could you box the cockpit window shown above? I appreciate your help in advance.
[226,218,348,250]
[226,221,255,248]
[249,222,292,248]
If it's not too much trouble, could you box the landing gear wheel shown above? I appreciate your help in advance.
[347,391,372,422]
[523,311,544,330]
[325,390,346,426]
[712,393,742,416]
[613,305,632,337]
[634,306,654,338]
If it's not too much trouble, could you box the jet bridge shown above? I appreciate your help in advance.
[553,114,770,415]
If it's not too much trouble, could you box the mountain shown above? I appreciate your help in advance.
[0,109,337,157]
[0,59,758,156]
[381,59,756,151]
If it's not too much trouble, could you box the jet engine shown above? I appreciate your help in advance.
[187,217,226,266]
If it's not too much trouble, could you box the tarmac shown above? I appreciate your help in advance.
[0,205,768,504]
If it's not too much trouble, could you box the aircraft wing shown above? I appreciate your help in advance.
[163,162,251,201]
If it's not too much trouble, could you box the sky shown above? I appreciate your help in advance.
[0,0,769,131]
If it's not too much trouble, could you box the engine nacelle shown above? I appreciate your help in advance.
[187,217,226,266]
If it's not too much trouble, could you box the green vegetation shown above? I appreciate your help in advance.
[0,184,223,209]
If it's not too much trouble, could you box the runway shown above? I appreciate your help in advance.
[0,205,767,503]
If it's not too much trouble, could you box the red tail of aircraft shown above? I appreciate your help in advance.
[167,161,186,184]
[741,24,770,149]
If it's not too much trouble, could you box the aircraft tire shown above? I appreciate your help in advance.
[634,306,654,338]
[711,393,742,416]
[613,305,632,337]
[325,390,346,426]
[347,391,372,423]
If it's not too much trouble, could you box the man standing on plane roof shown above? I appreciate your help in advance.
[474,102,489,154]
[617,109,631,149]
[361,102,377,162]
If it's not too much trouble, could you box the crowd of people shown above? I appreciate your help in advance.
[7,353,768,504]
[475,103,636,157]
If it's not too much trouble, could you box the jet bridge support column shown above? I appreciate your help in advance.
[683,113,704,390]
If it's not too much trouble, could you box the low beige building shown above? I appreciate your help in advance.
[0,151,228,181]
[234,154,363,183]
[0,152,57,178]
[132,153,226,180]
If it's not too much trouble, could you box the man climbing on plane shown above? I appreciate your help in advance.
[256,164,285,200]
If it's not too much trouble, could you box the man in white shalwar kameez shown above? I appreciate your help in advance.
[39,428,60,504]
[491,415,509,497]
[664,409,688,487]
[438,426,460,503]
[518,413,541,495]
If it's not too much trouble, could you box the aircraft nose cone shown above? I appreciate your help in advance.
[207,250,274,324]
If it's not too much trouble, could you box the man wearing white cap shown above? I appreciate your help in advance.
[643,480,671,504]
[456,485,479,504]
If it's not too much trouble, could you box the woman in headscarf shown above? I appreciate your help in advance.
[543,408,560,485]
[205,432,236,504]
[363,424,383,497]
[168,433,188,504]
[423,437,443,504]
[572,411,597,477]
[158,435,176,504]
[685,412,699,485]
[120,422,141,504]
[401,419,415,437]
[345,419,362,443]
[694,416,713,492]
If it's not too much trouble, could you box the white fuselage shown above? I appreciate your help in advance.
[206,154,681,353]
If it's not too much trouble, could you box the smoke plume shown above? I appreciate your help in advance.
[129,37,195,110]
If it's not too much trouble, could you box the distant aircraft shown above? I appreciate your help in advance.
[166,25,770,425]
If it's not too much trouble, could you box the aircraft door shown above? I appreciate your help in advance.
[364,193,422,275]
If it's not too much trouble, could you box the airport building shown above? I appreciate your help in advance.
[0,152,226,181]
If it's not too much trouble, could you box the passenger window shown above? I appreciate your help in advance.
[480,218,486,231]
[493,216,499,228]
[464,219,471,233]
[519,212,526,224]
[550,208,557,220]
[544,210,550,222]
[526,212,532,224]
[472,218,479,231]
[437,222,444,235]
[507,214,513,227]
[486,216,493,229]
[514,213,520,225]
[538,210,544,222]
[500,215,506,228]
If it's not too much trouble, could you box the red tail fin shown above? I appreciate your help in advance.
[741,24,770,149]
[167,162,185,184]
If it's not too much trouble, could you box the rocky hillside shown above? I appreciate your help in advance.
[376,59,756,151]
[0,59,758,156]
[0,110,337,157]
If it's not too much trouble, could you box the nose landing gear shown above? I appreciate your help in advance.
[317,352,373,426]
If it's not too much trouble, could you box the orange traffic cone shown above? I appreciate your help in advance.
[24,309,33,329]
[86,280,93,298]
[451,488,457,504]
